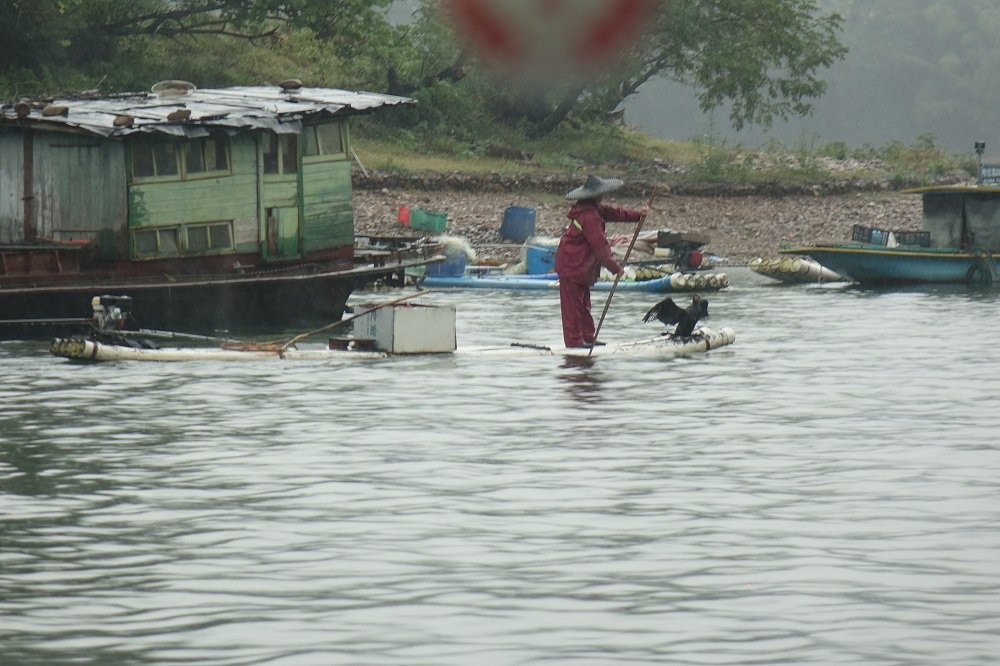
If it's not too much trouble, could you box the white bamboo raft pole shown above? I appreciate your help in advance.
[50,327,736,362]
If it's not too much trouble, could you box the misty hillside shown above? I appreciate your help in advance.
[626,0,1000,155]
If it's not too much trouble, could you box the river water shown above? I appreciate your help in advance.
[2,268,999,665]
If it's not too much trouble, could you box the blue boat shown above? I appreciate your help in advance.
[781,184,1000,285]
[417,271,729,292]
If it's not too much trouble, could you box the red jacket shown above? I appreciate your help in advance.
[554,200,643,284]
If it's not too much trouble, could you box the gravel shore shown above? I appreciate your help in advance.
[352,184,923,266]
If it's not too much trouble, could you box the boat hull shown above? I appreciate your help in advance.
[50,327,736,362]
[0,260,428,340]
[780,244,998,285]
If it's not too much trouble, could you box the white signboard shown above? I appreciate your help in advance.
[980,163,1000,183]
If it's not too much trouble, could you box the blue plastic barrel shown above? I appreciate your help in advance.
[501,206,537,243]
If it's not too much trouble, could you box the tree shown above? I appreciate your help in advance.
[380,0,847,138]
[83,0,393,56]
[0,0,394,96]
[3,0,847,143]
[632,0,847,129]
[1,0,79,69]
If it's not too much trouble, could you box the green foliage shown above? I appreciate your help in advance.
[2,0,848,145]
[0,0,387,98]
[360,79,505,154]
[683,122,750,182]
[5,0,967,189]
[451,0,850,139]
[849,135,949,176]
[650,0,848,130]
[819,141,849,160]
[881,134,960,178]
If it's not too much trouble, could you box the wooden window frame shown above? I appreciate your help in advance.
[133,227,180,257]
[185,221,234,254]
[131,221,234,259]
[131,140,181,182]
[262,132,299,175]
[302,121,347,162]
[183,138,231,180]
[132,136,231,182]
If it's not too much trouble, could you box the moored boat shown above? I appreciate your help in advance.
[780,183,1000,285]
[1,82,432,339]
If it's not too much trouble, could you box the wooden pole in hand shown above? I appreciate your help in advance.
[589,188,657,357]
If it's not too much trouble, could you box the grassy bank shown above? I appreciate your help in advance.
[353,122,975,188]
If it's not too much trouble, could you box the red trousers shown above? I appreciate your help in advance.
[559,278,595,347]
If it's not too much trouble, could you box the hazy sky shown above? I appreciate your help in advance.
[623,1,994,156]
[622,64,983,155]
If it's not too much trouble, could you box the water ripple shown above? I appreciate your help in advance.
[3,276,1000,664]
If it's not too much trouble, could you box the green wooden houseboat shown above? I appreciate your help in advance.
[0,81,435,338]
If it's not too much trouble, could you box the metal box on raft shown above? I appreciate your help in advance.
[358,304,457,353]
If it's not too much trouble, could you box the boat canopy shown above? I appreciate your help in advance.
[902,185,1000,250]
[0,84,414,139]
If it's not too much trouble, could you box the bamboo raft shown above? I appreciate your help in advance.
[50,327,736,362]
[748,256,844,283]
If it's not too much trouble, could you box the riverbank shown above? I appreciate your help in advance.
[351,173,925,265]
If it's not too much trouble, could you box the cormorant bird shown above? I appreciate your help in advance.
[642,294,709,337]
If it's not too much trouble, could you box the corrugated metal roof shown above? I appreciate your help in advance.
[0,84,414,138]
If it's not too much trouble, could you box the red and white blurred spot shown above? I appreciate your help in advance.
[442,0,660,83]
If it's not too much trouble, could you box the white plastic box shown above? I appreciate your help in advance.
[358,303,456,353]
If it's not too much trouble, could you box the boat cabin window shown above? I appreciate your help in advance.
[184,138,229,176]
[133,140,179,179]
[133,137,230,181]
[302,122,345,158]
[133,221,233,258]
[263,133,298,175]
[134,227,180,256]
[187,222,233,252]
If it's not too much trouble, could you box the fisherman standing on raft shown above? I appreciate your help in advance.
[555,175,648,348]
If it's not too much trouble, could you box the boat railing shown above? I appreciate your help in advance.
[851,225,930,248]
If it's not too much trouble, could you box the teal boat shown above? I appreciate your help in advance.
[781,184,1000,285]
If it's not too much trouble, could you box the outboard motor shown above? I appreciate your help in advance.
[90,295,133,335]
[50,294,157,358]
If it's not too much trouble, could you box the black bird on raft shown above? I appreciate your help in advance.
[642,294,709,338]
